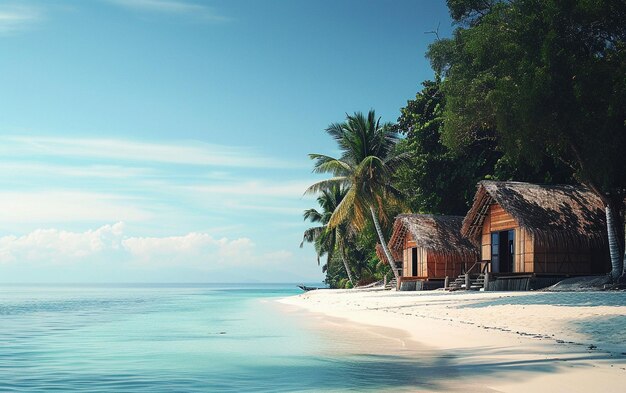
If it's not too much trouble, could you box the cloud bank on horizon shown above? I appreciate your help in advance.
[0,135,319,282]
[0,222,290,269]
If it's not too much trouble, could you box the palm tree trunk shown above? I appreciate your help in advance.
[605,205,623,280]
[369,205,400,282]
[340,247,355,287]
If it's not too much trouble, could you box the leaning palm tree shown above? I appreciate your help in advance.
[306,110,405,282]
[300,186,355,286]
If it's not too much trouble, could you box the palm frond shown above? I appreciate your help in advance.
[302,208,323,223]
[304,177,349,195]
[328,187,356,228]
[309,154,352,176]
[325,122,347,144]
[300,226,324,248]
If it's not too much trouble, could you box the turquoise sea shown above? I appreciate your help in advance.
[0,284,430,392]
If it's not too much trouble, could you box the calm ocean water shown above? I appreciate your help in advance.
[0,284,433,392]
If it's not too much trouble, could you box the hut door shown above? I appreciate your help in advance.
[491,230,515,273]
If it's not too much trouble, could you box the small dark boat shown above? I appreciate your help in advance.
[297,285,318,292]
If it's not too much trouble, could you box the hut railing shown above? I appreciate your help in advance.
[462,260,491,275]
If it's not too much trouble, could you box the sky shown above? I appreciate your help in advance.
[0,0,453,283]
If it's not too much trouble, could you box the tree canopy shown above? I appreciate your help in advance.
[304,0,625,283]
[307,110,406,281]
[394,77,573,216]
[428,0,626,272]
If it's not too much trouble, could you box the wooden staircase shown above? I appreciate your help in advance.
[447,273,485,291]
[385,277,398,290]
[447,260,492,291]
[450,274,485,290]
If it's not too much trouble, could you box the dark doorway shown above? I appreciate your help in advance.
[491,230,515,273]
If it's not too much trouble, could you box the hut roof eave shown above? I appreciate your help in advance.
[388,214,478,259]
[462,180,608,247]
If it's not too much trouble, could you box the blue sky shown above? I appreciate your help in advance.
[0,0,453,283]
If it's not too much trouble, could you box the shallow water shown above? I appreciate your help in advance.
[0,284,459,392]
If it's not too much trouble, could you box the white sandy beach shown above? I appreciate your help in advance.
[280,289,626,392]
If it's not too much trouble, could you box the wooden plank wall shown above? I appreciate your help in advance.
[402,247,428,277]
[481,215,491,260]
[478,203,609,276]
[520,228,534,273]
[403,233,413,277]
[402,232,429,278]
[533,242,594,275]
[402,248,409,277]
[402,230,477,279]
[480,203,532,273]
[427,253,471,278]
[489,204,517,231]
[418,248,428,277]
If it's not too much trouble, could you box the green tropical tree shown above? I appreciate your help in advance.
[300,186,355,287]
[306,110,406,282]
[428,0,626,280]
[394,78,574,216]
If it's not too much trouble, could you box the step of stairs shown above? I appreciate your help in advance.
[385,278,398,290]
[446,273,485,291]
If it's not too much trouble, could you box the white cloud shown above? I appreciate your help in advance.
[123,233,256,267]
[0,5,41,35]
[0,223,125,264]
[0,191,153,223]
[0,223,292,269]
[0,136,292,168]
[105,0,229,21]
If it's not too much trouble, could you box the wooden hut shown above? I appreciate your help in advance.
[386,214,478,289]
[462,181,610,278]
[375,243,403,275]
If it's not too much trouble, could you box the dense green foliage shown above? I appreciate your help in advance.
[320,221,391,288]
[306,0,625,285]
[306,111,406,230]
[393,78,573,216]
[301,185,393,289]
[306,111,405,284]
[301,186,356,286]
[428,0,626,272]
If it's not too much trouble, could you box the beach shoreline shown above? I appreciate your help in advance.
[278,289,626,392]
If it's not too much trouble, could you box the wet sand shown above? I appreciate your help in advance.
[278,289,626,392]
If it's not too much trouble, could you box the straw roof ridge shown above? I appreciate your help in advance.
[388,213,477,259]
[462,180,607,247]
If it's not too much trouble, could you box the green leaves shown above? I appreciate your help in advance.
[309,110,405,231]
[428,0,622,185]
[306,110,406,285]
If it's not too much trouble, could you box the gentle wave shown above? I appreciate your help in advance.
[0,284,436,392]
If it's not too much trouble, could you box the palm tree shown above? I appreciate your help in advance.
[306,110,405,282]
[300,186,355,287]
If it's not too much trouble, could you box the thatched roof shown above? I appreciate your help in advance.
[387,214,478,260]
[462,181,607,247]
